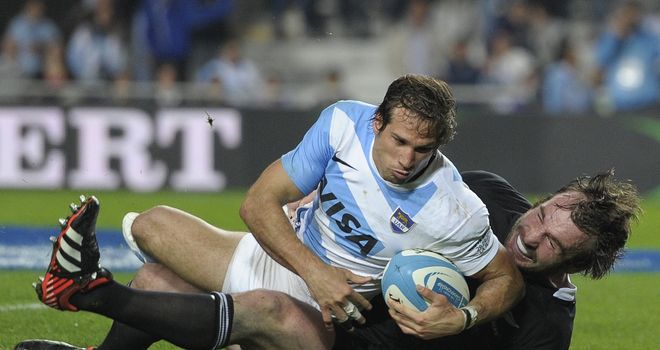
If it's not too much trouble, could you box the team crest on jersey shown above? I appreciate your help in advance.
[390,207,415,234]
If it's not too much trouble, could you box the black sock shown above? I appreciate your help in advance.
[71,281,234,350]
[97,280,159,350]
[97,322,157,350]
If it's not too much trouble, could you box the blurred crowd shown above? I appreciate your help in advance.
[384,0,659,115]
[0,0,658,115]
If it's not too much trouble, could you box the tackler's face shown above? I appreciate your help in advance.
[372,108,438,185]
[505,192,593,274]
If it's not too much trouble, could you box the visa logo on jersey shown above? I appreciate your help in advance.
[390,207,415,234]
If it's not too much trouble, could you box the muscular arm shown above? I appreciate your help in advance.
[467,245,524,326]
[239,159,312,273]
[239,159,371,327]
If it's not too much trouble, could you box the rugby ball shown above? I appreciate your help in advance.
[382,249,470,312]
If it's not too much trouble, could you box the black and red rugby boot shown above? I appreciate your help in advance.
[34,195,112,311]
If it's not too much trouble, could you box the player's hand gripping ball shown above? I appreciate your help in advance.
[382,249,470,311]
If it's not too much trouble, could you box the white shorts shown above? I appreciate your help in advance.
[222,233,319,309]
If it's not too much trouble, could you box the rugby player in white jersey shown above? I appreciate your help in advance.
[17,75,523,350]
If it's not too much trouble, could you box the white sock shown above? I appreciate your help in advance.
[122,212,156,263]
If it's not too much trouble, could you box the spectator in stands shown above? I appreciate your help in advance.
[528,2,566,67]
[542,38,594,115]
[0,37,23,79]
[432,0,482,62]
[271,0,327,39]
[111,72,133,106]
[43,45,67,89]
[195,35,265,106]
[385,0,443,78]
[594,1,659,112]
[337,0,372,37]
[67,0,128,82]
[262,72,288,107]
[642,3,660,38]
[482,29,537,114]
[444,38,481,84]
[154,62,183,107]
[134,0,233,81]
[315,67,348,106]
[4,0,62,78]
[487,0,531,51]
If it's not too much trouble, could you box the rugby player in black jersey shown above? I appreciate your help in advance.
[333,169,641,349]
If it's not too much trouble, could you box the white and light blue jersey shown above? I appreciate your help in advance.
[281,100,498,297]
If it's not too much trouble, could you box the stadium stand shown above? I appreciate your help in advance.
[0,0,657,112]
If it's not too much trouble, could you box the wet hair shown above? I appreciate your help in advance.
[374,74,457,148]
[546,169,642,279]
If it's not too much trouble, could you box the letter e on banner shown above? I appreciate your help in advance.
[0,107,65,188]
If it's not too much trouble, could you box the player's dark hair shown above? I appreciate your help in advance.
[374,74,457,148]
[549,169,641,279]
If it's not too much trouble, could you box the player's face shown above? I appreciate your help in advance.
[505,192,592,274]
[372,108,438,184]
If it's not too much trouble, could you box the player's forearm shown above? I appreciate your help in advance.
[469,273,523,326]
[239,188,324,276]
[468,248,524,327]
[239,159,327,277]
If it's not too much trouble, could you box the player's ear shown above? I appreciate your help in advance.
[373,114,383,134]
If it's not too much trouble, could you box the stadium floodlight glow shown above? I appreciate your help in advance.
[615,58,643,90]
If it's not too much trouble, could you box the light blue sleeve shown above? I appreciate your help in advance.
[281,103,337,194]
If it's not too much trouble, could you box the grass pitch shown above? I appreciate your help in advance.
[0,190,658,349]
[0,190,246,350]
[0,271,176,350]
[2,272,658,349]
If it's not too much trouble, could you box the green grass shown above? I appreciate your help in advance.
[0,190,658,349]
[630,198,660,248]
[0,189,249,231]
[0,190,247,350]
[571,274,660,349]
[0,271,177,350]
